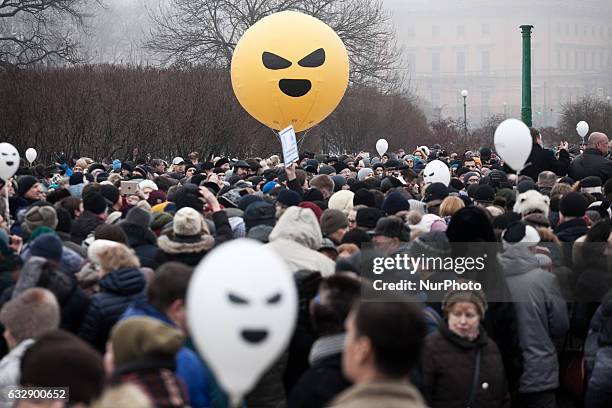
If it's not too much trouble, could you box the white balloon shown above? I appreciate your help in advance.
[494,119,533,171]
[0,143,20,181]
[187,239,297,407]
[376,139,388,156]
[25,148,37,164]
[423,160,451,187]
[576,121,589,138]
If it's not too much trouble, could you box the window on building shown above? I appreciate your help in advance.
[574,50,578,71]
[432,26,440,38]
[556,22,561,36]
[565,50,570,70]
[482,24,490,36]
[565,24,570,36]
[481,91,491,117]
[407,26,415,39]
[557,49,561,69]
[574,24,578,36]
[482,50,490,73]
[432,52,440,73]
[407,53,416,72]
[591,52,596,71]
[457,25,465,37]
[457,51,466,73]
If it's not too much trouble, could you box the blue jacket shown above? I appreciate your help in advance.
[78,267,145,352]
[121,300,211,408]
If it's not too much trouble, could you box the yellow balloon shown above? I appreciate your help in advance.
[231,11,349,133]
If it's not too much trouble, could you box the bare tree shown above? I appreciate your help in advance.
[0,0,101,69]
[559,96,612,140]
[146,0,406,93]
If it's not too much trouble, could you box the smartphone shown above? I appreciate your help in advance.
[120,181,139,196]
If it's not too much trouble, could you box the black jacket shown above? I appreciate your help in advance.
[78,267,146,352]
[422,324,510,408]
[288,353,350,408]
[569,148,612,182]
[119,223,159,269]
[522,144,570,180]
[71,211,104,245]
[585,295,612,408]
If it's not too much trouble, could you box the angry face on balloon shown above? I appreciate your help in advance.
[231,11,349,132]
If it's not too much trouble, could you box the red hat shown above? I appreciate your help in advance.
[298,201,323,221]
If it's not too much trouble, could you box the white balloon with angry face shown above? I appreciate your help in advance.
[0,143,20,181]
[187,239,297,406]
[423,160,451,186]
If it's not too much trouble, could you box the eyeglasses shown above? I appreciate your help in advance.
[468,178,479,183]
[466,165,475,169]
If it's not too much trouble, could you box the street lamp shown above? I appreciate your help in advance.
[461,89,469,138]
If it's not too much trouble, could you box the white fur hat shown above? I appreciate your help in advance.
[513,190,550,218]
[138,180,158,191]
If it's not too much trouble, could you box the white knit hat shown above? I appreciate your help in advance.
[328,190,355,215]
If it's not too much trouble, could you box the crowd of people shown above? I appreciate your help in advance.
[0,128,611,408]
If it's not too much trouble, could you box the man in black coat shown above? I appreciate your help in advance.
[521,128,570,180]
[569,132,612,182]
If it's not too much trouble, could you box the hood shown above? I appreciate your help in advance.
[100,267,145,295]
[269,206,323,250]
[157,234,213,254]
[120,223,157,247]
[498,244,540,276]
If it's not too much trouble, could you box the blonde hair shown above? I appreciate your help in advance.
[439,196,465,217]
[550,183,572,197]
[97,244,140,274]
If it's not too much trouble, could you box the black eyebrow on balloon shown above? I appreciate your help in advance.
[228,292,250,305]
[298,48,326,68]
[262,51,292,70]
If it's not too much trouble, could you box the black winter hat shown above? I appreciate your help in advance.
[233,160,251,169]
[517,180,539,193]
[100,184,120,206]
[303,188,324,202]
[356,207,382,229]
[30,233,63,262]
[449,178,465,191]
[559,192,588,218]
[69,172,84,186]
[238,194,263,211]
[244,201,276,230]
[581,176,603,188]
[55,207,72,234]
[17,175,38,197]
[424,182,449,202]
[353,189,376,208]
[381,191,410,215]
[277,189,301,207]
[373,216,411,241]
[125,206,152,228]
[331,175,347,192]
[82,192,107,215]
[474,185,495,203]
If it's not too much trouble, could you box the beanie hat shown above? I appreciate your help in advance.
[20,330,105,405]
[83,192,107,215]
[23,206,58,236]
[319,165,336,175]
[356,207,382,229]
[382,191,410,215]
[112,159,121,171]
[303,188,324,202]
[513,189,550,217]
[17,175,38,197]
[100,184,120,206]
[328,190,355,214]
[138,180,158,191]
[357,168,374,181]
[55,207,72,234]
[449,178,465,191]
[110,317,184,367]
[442,283,487,318]
[125,206,152,229]
[150,212,173,233]
[277,189,301,207]
[331,175,347,191]
[30,233,63,262]
[473,185,495,204]
[238,194,263,211]
[320,209,349,236]
[559,192,588,218]
[262,181,279,194]
[173,207,208,237]
[424,183,449,202]
[410,231,451,259]
[373,216,411,241]
[298,201,323,221]
[69,172,84,186]
[502,221,541,247]
[517,180,539,194]
[353,189,376,208]
[581,176,603,195]
[147,190,167,207]
[244,201,276,230]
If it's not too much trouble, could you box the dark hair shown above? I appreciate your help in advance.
[81,183,101,197]
[311,275,361,336]
[353,301,425,378]
[93,224,128,245]
[58,196,82,219]
[530,127,541,144]
[148,262,193,311]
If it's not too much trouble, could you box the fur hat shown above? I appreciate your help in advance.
[172,207,208,237]
[23,205,58,236]
[513,189,550,218]
[328,190,355,215]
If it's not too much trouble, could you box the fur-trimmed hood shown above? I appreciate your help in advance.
[157,234,214,254]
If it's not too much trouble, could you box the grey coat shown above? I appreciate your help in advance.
[498,245,569,393]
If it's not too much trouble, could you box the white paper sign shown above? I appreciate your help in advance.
[279,125,299,167]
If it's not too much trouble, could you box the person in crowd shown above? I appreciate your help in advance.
[320,209,350,246]
[71,191,108,244]
[289,275,361,408]
[521,128,570,180]
[499,221,569,408]
[555,191,589,271]
[329,300,427,408]
[584,289,612,408]
[119,206,158,269]
[78,241,146,352]
[0,288,60,389]
[569,132,612,181]
[422,285,510,408]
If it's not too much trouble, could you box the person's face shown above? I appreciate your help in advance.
[348,210,358,229]
[381,156,388,163]
[236,167,248,178]
[596,138,610,155]
[141,187,153,200]
[217,172,225,181]
[405,159,414,168]
[126,194,140,206]
[25,183,43,200]
[447,302,480,339]
[221,163,231,171]
[467,175,480,185]
[156,163,166,173]
[375,167,384,176]
[464,160,476,170]
[186,168,196,178]
[342,311,370,383]
[356,162,364,171]
[414,152,423,160]
[372,234,400,255]
[398,149,405,157]
[174,164,186,173]
[340,168,351,179]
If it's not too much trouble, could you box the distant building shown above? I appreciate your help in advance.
[390,0,612,127]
